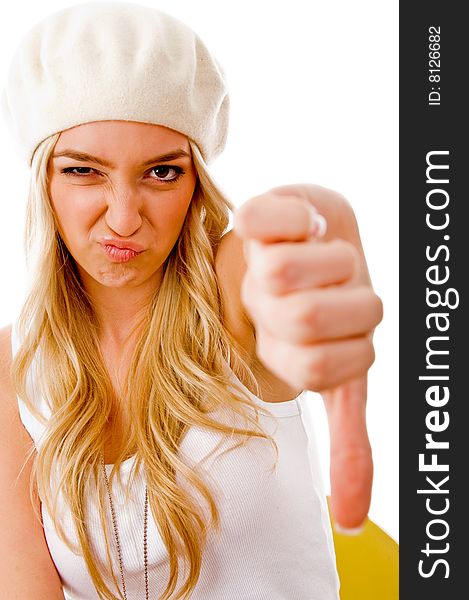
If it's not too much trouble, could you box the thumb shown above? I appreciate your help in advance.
[322,375,373,532]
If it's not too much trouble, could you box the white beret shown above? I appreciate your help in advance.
[1,1,229,166]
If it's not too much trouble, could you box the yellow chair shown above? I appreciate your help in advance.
[327,497,399,599]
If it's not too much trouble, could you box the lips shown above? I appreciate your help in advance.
[99,237,145,263]
[100,237,145,252]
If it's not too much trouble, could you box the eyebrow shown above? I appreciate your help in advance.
[52,148,191,168]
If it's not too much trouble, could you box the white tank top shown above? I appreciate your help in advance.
[11,324,340,600]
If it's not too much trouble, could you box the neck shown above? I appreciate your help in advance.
[80,271,162,347]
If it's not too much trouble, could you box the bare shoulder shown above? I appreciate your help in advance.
[0,323,27,440]
[214,228,255,351]
[0,324,21,430]
[0,323,12,352]
[214,229,302,402]
[0,322,30,488]
[0,324,15,412]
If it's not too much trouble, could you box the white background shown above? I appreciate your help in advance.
[0,0,399,541]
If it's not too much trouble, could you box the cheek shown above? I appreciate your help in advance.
[149,201,189,245]
[50,187,102,243]
[149,186,195,237]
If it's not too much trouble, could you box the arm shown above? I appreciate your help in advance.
[0,326,65,599]
[231,183,383,531]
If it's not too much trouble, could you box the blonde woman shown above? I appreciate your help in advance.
[0,2,382,599]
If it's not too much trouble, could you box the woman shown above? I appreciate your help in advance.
[0,2,382,599]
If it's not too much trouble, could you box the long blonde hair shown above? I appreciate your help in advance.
[12,132,279,599]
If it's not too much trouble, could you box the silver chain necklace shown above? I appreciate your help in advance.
[100,453,150,599]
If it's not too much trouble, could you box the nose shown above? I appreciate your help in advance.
[104,185,143,237]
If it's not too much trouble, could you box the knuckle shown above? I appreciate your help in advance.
[301,347,329,390]
[253,245,298,292]
[362,289,384,327]
[235,195,269,234]
[338,240,360,273]
[359,338,376,372]
[239,194,263,214]
[291,298,321,341]
[366,340,376,369]
[234,201,255,232]
[333,239,360,277]
[373,293,384,323]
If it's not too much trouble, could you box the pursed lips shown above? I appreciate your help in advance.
[99,238,145,262]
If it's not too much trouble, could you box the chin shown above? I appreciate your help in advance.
[94,265,144,287]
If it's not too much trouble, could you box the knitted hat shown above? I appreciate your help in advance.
[0,1,229,167]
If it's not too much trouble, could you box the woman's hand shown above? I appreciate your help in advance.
[233,183,383,531]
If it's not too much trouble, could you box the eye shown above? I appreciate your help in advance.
[148,165,184,183]
[60,165,185,182]
[61,167,97,176]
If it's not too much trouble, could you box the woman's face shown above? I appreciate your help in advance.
[47,120,197,291]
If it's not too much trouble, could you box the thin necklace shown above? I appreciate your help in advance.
[100,453,150,599]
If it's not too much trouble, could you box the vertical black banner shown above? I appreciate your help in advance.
[400,1,467,597]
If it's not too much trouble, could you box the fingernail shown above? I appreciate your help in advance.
[333,522,366,536]
[307,207,327,239]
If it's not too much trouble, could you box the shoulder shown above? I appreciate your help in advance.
[0,322,36,477]
[214,228,249,300]
[0,322,33,459]
[0,324,13,394]
[0,323,23,429]
[214,228,256,359]
[214,229,303,402]
[0,323,32,440]
[0,323,12,350]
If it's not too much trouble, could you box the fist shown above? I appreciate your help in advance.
[233,183,383,531]
[233,184,382,392]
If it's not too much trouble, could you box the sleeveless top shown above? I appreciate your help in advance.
[11,324,340,600]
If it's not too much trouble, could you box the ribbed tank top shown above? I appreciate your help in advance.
[11,324,340,600]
